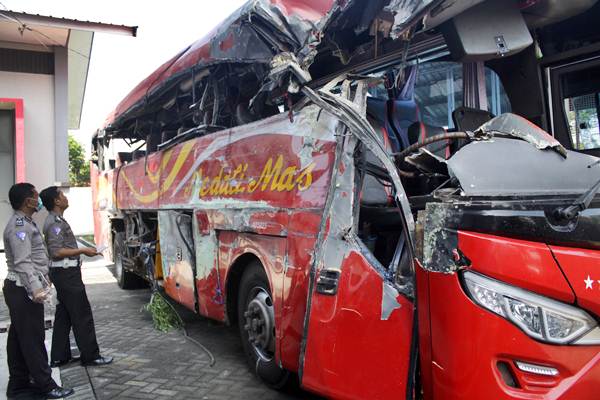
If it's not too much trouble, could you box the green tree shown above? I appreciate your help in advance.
[68,134,90,186]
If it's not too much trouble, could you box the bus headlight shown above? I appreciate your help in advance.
[463,271,600,345]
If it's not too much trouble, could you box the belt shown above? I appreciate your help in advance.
[50,259,81,268]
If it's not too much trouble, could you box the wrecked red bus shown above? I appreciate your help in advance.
[91,0,600,398]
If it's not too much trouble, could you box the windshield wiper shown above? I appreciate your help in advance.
[554,177,600,221]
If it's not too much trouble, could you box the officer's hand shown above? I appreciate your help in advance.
[32,289,47,303]
[81,247,99,257]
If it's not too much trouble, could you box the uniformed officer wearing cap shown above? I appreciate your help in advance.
[2,183,74,399]
[39,186,113,368]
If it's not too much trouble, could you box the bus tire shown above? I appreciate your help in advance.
[237,261,289,389]
[113,232,139,290]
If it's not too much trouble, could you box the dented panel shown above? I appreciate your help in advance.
[158,211,197,312]
[103,0,441,129]
[421,202,460,274]
[109,108,337,211]
[300,77,416,399]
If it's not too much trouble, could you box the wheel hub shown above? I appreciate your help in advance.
[243,288,274,361]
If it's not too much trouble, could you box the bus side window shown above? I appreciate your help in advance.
[560,64,600,150]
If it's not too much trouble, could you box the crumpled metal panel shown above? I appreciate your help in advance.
[447,137,599,196]
[385,0,437,38]
[477,113,567,156]
[104,0,440,129]
[420,202,460,274]
[104,0,339,128]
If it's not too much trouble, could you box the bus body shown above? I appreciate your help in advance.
[91,1,600,398]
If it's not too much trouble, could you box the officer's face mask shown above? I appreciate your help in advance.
[28,196,43,212]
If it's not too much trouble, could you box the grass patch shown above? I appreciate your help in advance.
[142,292,183,333]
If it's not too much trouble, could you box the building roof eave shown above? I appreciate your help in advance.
[2,10,137,37]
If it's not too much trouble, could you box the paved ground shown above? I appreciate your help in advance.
[1,252,320,400]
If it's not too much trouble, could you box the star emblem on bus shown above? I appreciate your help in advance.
[584,275,594,290]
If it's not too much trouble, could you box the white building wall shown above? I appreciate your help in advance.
[0,70,56,188]
[0,70,56,227]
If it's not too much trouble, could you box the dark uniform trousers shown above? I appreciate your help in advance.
[3,279,57,394]
[49,267,100,363]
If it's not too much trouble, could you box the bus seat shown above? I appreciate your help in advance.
[367,97,402,152]
[407,122,452,159]
[389,99,421,150]
[452,106,494,131]
[366,97,421,152]
[362,111,395,207]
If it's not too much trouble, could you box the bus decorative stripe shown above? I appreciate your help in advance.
[161,141,195,192]
[147,149,173,184]
[120,172,159,203]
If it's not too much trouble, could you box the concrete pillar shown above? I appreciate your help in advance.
[54,46,69,185]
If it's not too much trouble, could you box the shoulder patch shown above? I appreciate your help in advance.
[53,226,62,235]
[15,217,23,226]
[16,231,26,241]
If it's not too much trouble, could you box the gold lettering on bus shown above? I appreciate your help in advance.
[197,155,315,198]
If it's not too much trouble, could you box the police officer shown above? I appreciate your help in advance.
[2,183,74,399]
[39,186,113,368]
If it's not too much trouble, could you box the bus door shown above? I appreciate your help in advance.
[158,210,197,312]
[299,80,417,400]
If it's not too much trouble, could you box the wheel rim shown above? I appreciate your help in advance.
[243,287,275,362]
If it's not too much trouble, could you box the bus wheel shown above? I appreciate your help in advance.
[113,232,138,289]
[238,262,289,388]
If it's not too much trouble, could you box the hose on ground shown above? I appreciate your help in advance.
[156,289,217,367]
[141,241,216,367]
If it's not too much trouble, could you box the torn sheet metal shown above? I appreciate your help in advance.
[104,0,345,128]
[447,137,600,197]
[477,113,567,157]
[381,281,402,320]
[385,0,438,39]
[301,77,416,243]
[405,148,448,174]
[158,210,197,311]
[421,202,460,273]
[105,0,441,130]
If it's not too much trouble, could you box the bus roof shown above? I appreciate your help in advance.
[101,0,439,131]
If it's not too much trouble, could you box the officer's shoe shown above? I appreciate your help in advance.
[82,355,113,367]
[45,386,74,399]
[50,355,80,368]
